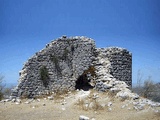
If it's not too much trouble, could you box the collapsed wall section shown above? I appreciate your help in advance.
[93,47,132,92]
[94,47,132,88]
[11,36,95,98]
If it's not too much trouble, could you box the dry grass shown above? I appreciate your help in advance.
[53,89,74,102]
[155,111,160,117]
[76,89,106,111]
[76,98,105,111]
[1,90,159,120]
[106,90,117,101]
[76,99,86,110]
[20,89,70,101]
[91,100,105,111]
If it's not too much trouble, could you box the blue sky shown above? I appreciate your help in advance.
[0,0,160,85]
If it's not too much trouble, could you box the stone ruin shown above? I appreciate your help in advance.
[11,36,132,98]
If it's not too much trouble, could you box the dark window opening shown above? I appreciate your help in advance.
[75,74,93,91]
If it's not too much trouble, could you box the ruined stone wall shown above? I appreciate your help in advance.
[94,47,132,86]
[11,36,132,98]
[11,36,95,98]
[105,47,132,86]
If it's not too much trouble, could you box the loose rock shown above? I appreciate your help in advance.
[79,115,90,120]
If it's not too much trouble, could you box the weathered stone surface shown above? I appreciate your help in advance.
[11,36,132,98]
[79,115,90,120]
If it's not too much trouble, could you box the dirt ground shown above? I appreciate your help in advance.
[0,90,160,120]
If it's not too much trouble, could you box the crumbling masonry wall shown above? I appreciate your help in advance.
[12,36,95,98]
[92,47,132,92]
[11,36,132,98]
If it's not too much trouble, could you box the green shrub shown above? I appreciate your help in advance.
[0,75,4,100]
[62,48,69,60]
[133,77,160,102]
[143,79,154,98]
[50,55,58,65]
[50,55,61,74]
[40,66,49,87]
[0,92,3,100]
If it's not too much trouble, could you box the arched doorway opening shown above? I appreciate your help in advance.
[75,74,93,91]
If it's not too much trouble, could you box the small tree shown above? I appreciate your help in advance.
[151,83,160,102]
[143,76,154,98]
[0,75,5,100]
[3,87,12,97]
[133,73,160,102]
[137,70,143,88]
[132,70,144,95]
